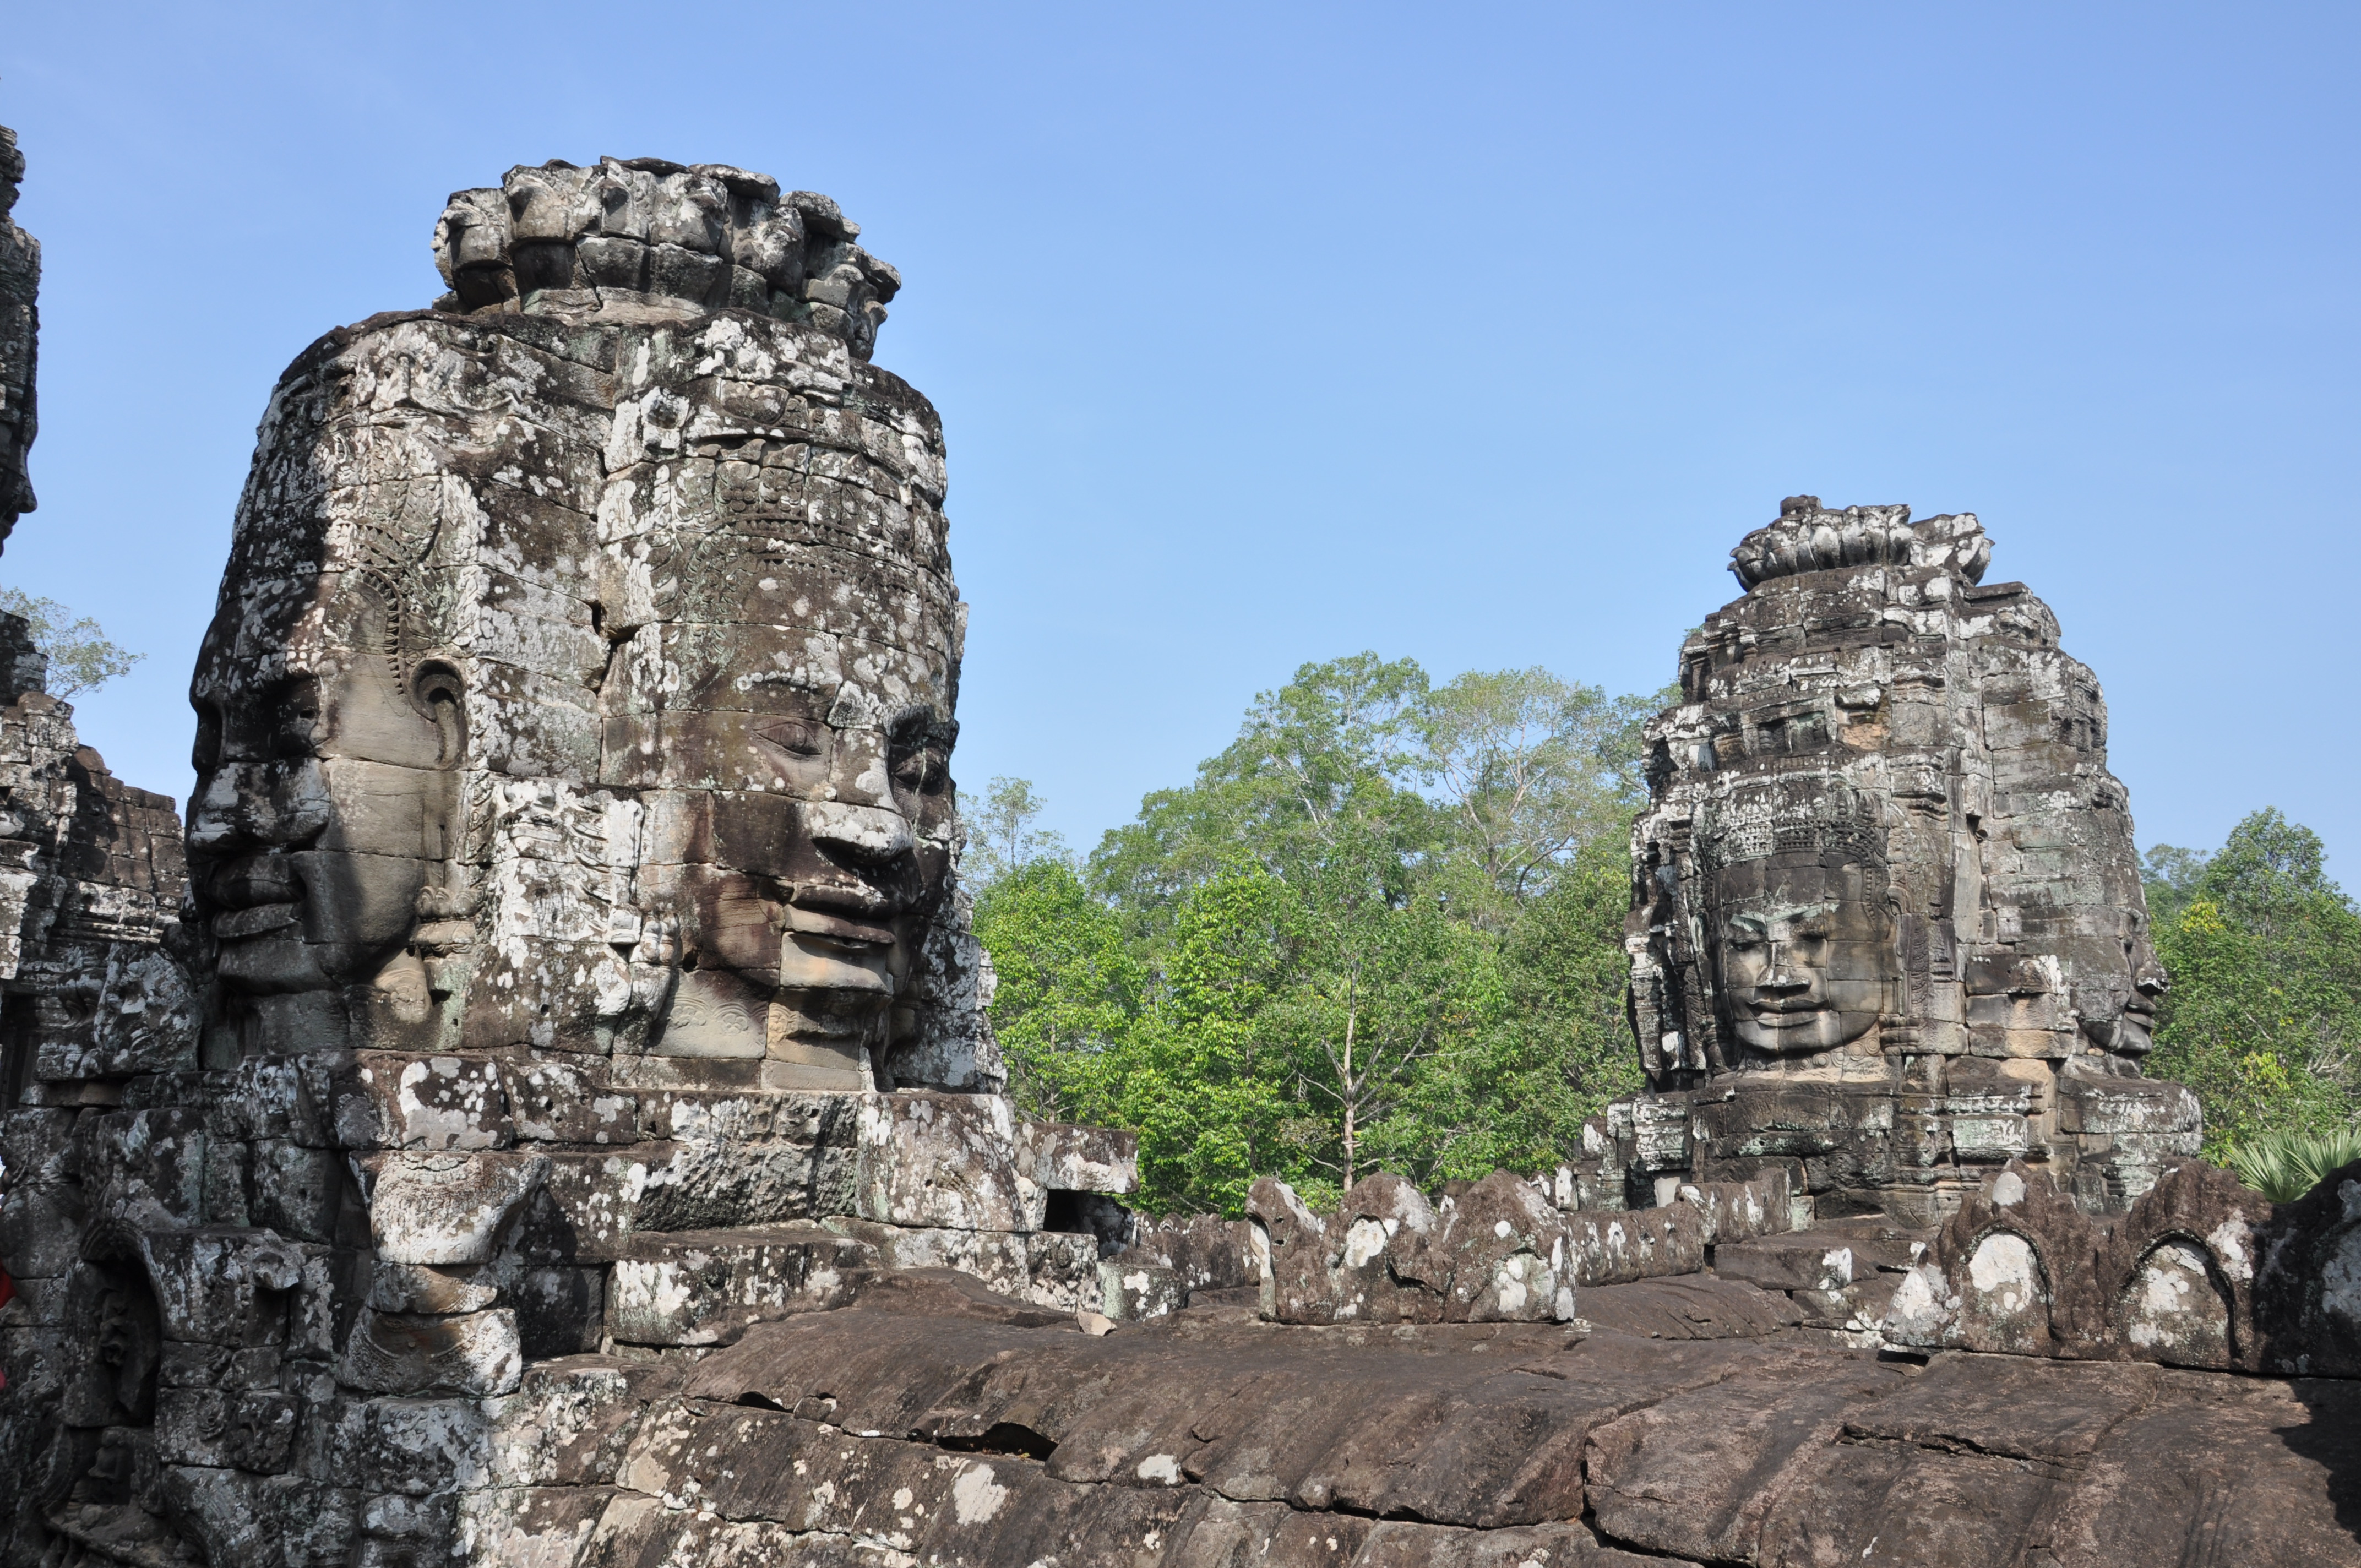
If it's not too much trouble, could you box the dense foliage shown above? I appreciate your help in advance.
[977,668,2361,1213]
[971,654,1661,1215]
[2144,809,2361,1163]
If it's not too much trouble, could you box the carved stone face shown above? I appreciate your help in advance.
[186,571,462,1025]
[665,709,954,1047]
[2072,923,2169,1057]
[618,558,958,1080]
[1711,857,1894,1056]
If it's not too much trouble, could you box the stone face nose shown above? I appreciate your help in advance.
[188,760,331,853]
[184,766,247,851]
[803,801,913,867]
[826,727,896,812]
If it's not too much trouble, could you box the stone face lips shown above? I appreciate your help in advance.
[1613,496,2199,1223]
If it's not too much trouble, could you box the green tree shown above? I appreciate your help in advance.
[2146,809,2361,1159]
[2140,843,2211,926]
[1416,667,1657,927]
[1105,863,1309,1213]
[963,775,1069,890]
[1089,656,1458,1205]
[0,587,144,698]
[970,858,1139,1123]
[1090,652,1436,929]
[1366,837,1642,1187]
[1272,890,1503,1194]
[976,651,1662,1215]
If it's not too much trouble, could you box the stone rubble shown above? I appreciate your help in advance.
[0,141,2355,1566]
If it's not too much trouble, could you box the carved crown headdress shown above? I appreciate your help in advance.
[322,517,452,679]
[1695,777,1886,870]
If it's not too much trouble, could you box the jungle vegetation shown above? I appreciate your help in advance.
[972,655,2361,1214]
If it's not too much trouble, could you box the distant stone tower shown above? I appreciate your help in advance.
[1605,497,2201,1222]
[0,124,199,1562]
[1,124,40,547]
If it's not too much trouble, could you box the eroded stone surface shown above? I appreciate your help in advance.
[0,153,1144,1567]
[4,142,2359,1568]
[0,126,36,546]
[371,1304,2359,1567]
[0,132,204,1565]
[430,159,902,360]
[1608,497,2201,1226]
[1879,1157,2361,1374]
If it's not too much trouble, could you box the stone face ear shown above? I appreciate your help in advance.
[411,658,465,767]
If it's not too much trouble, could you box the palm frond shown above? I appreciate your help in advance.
[2226,1126,2361,1202]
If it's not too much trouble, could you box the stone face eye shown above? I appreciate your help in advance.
[750,717,823,759]
[266,677,321,760]
[890,741,944,793]
[886,705,951,796]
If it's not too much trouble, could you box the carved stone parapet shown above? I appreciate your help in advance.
[1880,1156,2361,1375]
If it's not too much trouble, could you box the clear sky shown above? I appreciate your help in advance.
[3,4,2354,870]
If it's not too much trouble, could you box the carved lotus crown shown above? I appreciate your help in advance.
[1729,496,1992,591]
[431,157,901,359]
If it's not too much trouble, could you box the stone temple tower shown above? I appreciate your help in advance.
[1,157,1134,1567]
[0,122,199,1562]
[6,156,2360,1568]
[1603,497,2201,1223]
[0,124,39,548]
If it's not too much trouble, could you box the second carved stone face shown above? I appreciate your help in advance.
[186,569,463,1039]
[1710,856,1894,1058]
[2071,922,2169,1058]
[659,695,955,1072]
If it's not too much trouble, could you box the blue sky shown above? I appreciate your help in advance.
[3,4,2354,869]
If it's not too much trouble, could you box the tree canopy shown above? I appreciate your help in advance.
[972,654,1662,1213]
[2144,809,2361,1158]
[976,668,2361,1212]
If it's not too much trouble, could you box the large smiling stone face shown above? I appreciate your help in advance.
[598,402,963,1087]
[1709,854,1894,1058]
[612,618,959,1084]
[177,171,992,1086]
